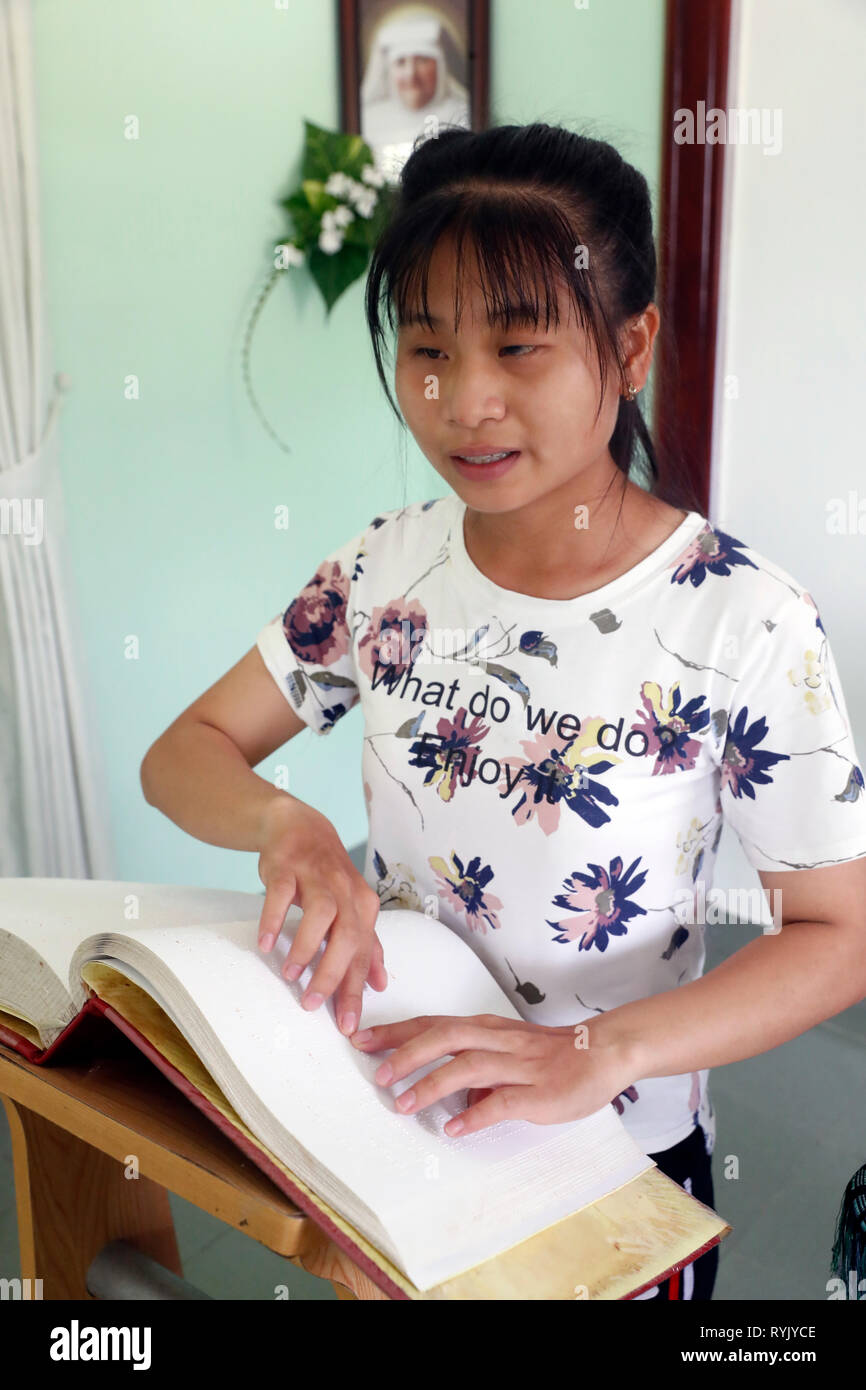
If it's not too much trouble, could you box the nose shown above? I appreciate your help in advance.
[443,359,507,430]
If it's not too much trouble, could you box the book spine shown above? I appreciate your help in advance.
[88,994,411,1302]
[0,997,105,1063]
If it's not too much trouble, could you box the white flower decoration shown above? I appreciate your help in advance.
[347,184,378,219]
[324,172,353,197]
[360,162,386,188]
[318,227,344,254]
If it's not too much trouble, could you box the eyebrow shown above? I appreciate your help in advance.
[399,301,547,331]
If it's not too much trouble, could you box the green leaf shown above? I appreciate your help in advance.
[307,243,370,315]
[301,120,376,184]
[302,180,338,215]
[340,216,374,248]
[279,190,313,216]
[278,192,319,242]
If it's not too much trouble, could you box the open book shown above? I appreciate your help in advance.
[0,877,728,1297]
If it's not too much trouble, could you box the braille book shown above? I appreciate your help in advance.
[0,876,729,1298]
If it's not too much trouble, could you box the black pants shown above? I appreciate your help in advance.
[638,1124,719,1300]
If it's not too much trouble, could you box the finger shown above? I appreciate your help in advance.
[390,1053,530,1117]
[302,907,370,1007]
[355,897,387,991]
[364,1017,522,1083]
[366,940,389,991]
[350,1011,510,1052]
[445,1086,529,1137]
[281,892,337,980]
[258,874,297,952]
[334,949,373,1038]
[350,1014,445,1051]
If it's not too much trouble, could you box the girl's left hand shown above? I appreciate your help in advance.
[350,1012,635,1136]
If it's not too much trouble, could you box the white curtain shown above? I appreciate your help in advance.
[0,0,111,877]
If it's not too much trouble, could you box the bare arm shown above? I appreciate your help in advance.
[140,645,315,850]
[592,859,866,1080]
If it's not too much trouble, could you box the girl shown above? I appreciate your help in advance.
[141,123,866,1302]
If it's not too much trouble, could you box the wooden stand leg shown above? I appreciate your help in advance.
[287,1224,390,1301]
[2,1096,182,1300]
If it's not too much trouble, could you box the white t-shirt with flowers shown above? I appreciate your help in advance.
[256,493,866,1156]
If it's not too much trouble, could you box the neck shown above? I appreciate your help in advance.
[463,458,636,585]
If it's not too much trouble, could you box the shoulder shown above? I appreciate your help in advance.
[676,517,832,699]
[673,511,815,614]
[629,492,808,622]
[641,506,829,689]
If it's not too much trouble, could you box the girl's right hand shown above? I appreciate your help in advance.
[256,796,388,1037]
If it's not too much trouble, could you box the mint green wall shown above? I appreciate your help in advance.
[32,0,665,890]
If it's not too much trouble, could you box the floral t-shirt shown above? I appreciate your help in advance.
[255,494,866,1156]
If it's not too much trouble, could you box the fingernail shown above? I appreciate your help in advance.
[260,934,275,952]
[302,992,323,1010]
[375,1062,393,1084]
[285,963,302,981]
[396,1090,415,1112]
[446,1118,464,1136]
[352,1028,373,1046]
[341,1013,357,1036]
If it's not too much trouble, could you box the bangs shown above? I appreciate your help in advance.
[366,188,621,424]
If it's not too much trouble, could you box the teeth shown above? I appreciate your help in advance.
[458,452,513,463]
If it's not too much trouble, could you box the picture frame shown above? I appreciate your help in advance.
[339,0,490,184]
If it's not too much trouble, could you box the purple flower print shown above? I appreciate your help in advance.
[408,707,490,803]
[282,559,351,665]
[631,682,710,773]
[547,855,648,952]
[358,595,428,683]
[427,851,504,934]
[721,707,789,799]
[669,524,758,587]
[498,721,618,834]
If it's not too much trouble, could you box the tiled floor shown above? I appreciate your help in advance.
[1,915,863,1301]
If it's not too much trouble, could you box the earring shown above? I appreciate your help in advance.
[626,380,639,401]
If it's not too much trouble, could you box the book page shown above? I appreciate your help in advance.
[72,906,653,1290]
[2,877,265,1010]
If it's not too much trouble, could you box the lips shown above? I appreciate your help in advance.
[450,451,521,479]
[450,447,520,458]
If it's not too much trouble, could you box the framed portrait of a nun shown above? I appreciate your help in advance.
[339,0,489,184]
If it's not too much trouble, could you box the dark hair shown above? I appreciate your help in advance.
[364,121,701,515]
